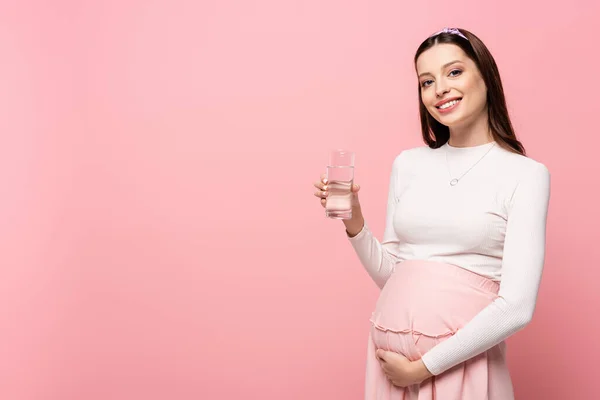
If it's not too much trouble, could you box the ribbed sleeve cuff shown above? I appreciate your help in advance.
[420,352,443,376]
[346,221,370,241]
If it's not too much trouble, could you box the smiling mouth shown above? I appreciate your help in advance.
[436,98,462,110]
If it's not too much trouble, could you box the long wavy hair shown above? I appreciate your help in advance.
[414,28,525,156]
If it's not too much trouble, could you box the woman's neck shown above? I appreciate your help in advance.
[448,110,493,148]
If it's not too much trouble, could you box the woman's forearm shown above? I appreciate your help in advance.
[343,206,364,237]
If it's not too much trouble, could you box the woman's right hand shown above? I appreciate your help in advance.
[313,173,361,209]
[314,173,364,236]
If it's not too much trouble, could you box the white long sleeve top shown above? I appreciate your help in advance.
[347,141,551,375]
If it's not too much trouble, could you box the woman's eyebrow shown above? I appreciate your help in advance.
[418,60,463,78]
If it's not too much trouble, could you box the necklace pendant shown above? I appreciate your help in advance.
[450,178,459,186]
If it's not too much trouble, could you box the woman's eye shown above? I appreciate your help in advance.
[421,70,461,88]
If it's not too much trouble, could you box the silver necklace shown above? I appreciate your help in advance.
[445,142,496,186]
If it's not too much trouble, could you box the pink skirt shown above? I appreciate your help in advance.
[365,260,514,400]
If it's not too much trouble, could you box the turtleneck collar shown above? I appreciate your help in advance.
[443,140,496,154]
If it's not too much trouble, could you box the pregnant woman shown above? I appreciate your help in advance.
[313,27,551,399]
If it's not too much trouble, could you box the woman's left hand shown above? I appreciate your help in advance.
[375,349,434,387]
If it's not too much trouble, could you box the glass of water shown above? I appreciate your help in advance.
[325,150,355,219]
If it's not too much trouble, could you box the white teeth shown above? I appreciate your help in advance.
[439,99,460,109]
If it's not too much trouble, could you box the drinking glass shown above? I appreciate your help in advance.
[325,150,355,219]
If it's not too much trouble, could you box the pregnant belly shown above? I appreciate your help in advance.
[369,260,498,359]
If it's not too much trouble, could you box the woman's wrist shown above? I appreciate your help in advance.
[343,209,364,237]
[411,359,434,382]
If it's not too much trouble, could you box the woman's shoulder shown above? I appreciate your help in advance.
[393,145,434,165]
[495,145,550,179]
[388,145,438,178]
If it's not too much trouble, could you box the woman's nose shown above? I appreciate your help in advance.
[435,82,450,97]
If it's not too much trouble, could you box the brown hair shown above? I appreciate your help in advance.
[414,28,526,156]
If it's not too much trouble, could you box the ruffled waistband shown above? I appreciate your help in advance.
[369,260,499,338]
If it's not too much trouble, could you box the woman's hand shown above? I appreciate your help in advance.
[313,173,364,236]
[376,349,434,388]
[313,173,361,209]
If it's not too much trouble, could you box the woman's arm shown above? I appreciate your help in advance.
[346,152,406,289]
[342,205,365,238]
[420,161,551,376]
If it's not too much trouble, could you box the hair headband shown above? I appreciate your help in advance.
[430,27,468,41]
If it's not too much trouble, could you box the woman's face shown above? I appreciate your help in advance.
[416,44,487,129]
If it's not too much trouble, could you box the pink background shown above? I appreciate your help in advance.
[1,1,598,399]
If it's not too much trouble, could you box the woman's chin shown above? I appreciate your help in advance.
[429,111,463,127]
[441,116,468,129]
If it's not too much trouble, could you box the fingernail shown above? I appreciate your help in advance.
[323,185,328,190]
[323,178,328,184]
